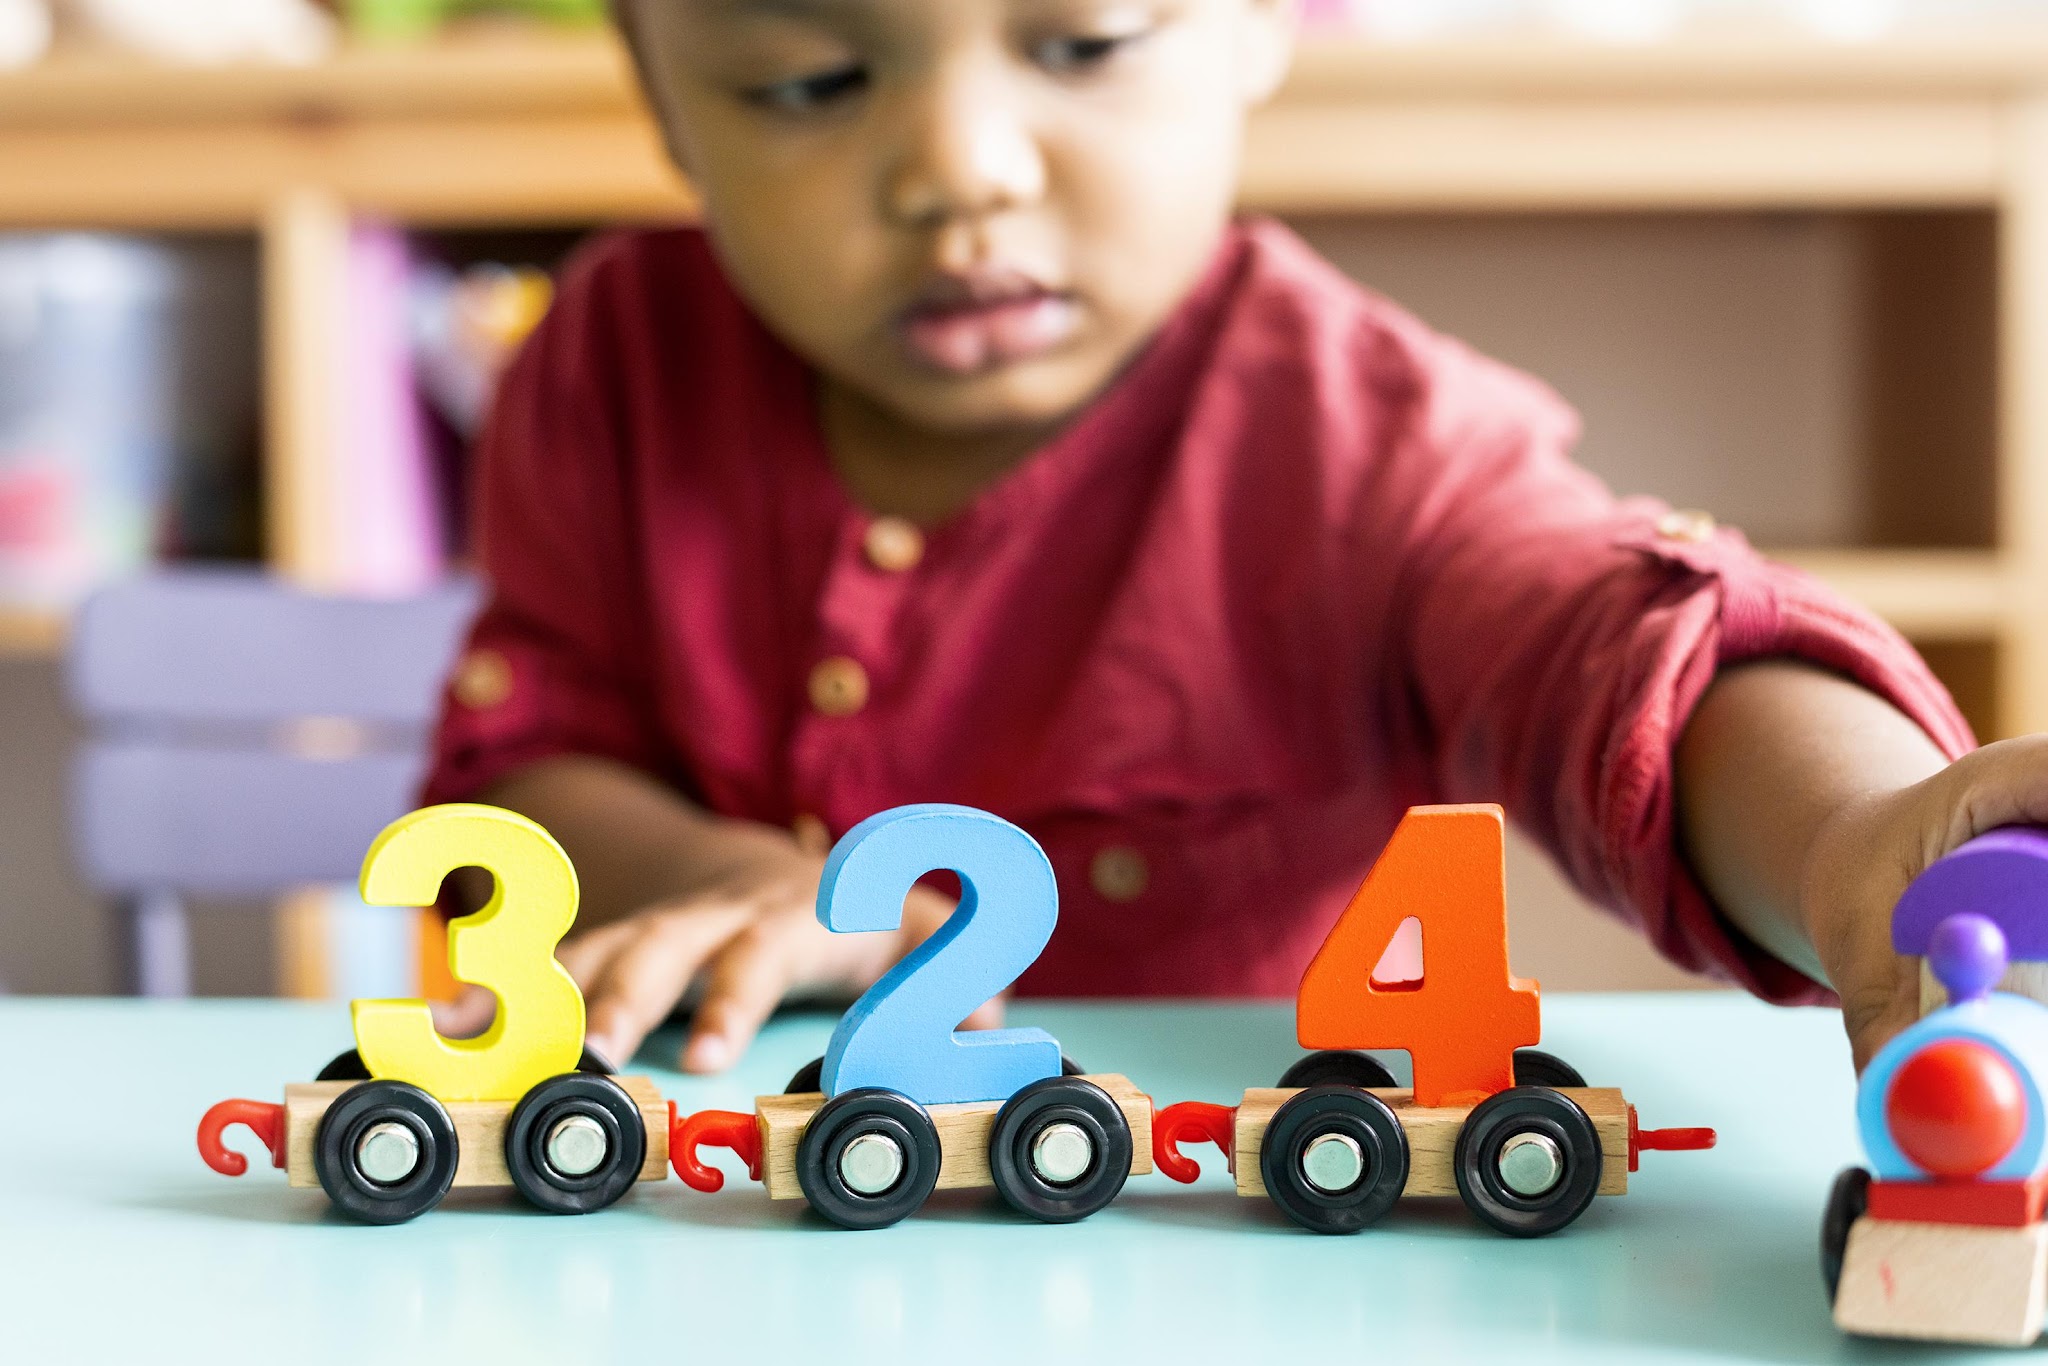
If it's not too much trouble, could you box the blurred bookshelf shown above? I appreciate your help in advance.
[0,22,2047,739]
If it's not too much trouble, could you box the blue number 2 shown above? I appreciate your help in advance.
[819,805,1063,1106]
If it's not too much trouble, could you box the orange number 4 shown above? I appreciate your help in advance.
[1297,804,1540,1108]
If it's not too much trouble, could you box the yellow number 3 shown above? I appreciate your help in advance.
[352,804,584,1102]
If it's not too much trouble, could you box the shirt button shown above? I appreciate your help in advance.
[451,648,513,710]
[1090,846,1150,903]
[1655,508,1717,544]
[863,517,926,573]
[808,656,870,718]
[792,812,832,856]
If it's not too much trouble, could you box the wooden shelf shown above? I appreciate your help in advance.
[1771,548,2007,641]
[0,27,638,127]
[11,24,2048,226]
[1282,25,2048,99]
[0,31,682,229]
[0,609,65,658]
[10,22,2048,126]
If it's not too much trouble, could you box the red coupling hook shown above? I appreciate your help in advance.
[670,1103,764,1192]
[198,1099,287,1176]
[1152,1101,1239,1184]
[1627,1104,1717,1172]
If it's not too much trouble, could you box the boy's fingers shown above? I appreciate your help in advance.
[584,906,749,1067]
[1841,952,1925,1074]
[429,983,497,1038]
[684,931,794,1073]
[960,996,1006,1032]
[558,920,637,993]
[900,888,958,945]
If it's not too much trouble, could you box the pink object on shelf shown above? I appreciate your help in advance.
[334,221,445,596]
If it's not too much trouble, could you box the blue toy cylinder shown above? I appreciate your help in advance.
[1858,994,2048,1181]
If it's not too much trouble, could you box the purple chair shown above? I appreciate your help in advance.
[65,568,481,996]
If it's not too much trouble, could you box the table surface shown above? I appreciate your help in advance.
[0,992,1998,1364]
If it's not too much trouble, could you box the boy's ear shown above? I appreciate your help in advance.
[1237,0,1300,107]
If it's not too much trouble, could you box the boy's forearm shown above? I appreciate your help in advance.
[480,754,784,931]
[1674,659,1947,986]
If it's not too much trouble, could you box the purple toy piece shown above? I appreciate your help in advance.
[1893,827,2048,961]
[66,568,483,997]
[1927,913,2009,1003]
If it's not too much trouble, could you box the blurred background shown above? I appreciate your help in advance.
[3,0,2046,1001]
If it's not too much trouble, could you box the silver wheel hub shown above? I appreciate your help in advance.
[1301,1131,1365,1194]
[839,1132,905,1196]
[546,1113,610,1178]
[357,1121,420,1185]
[1499,1132,1564,1197]
[1031,1121,1096,1186]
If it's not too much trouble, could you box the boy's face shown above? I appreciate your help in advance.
[623,0,1295,434]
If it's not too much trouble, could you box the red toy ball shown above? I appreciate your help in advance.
[1886,1038,2028,1178]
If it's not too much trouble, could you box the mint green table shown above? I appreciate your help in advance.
[0,994,1983,1363]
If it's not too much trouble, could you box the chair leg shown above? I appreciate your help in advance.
[119,891,193,997]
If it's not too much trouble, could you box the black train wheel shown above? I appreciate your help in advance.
[316,1049,371,1082]
[314,1080,460,1225]
[988,1077,1134,1223]
[574,1045,619,1075]
[1821,1166,1872,1307]
[1513,1049,1588,1088]
[504,1072,648,1215]
[1276,1050,1399,1091]
[1260,1085,1410,1234]
[1453,1087,1603,1237]
[796,1088,942,1230]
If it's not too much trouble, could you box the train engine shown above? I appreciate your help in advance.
[1826,829,2048,1346]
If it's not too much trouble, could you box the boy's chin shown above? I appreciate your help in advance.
[869,352,1120,436]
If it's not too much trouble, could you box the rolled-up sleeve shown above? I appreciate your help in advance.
[1393,345,1975,1005]
[421,245,666,806]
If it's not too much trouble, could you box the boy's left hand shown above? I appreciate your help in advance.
[1802,734,2048,1070]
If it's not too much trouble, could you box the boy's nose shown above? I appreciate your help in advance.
[884,76,1047,227]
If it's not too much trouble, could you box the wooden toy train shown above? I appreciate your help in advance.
[1825,829,2048,1347]
[199,800,1714,1233]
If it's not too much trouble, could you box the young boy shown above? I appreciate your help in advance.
[424,0,2045,1078]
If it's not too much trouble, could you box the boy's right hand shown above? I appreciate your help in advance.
[541,821,990,1073]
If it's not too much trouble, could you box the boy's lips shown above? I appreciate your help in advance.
[893,275,1080,376]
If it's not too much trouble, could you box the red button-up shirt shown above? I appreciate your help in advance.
[423,218,1972,1005]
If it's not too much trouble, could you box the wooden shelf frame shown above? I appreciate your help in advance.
[1771,549,2008,642]
[0,609,65,657]
[2,25,2046,729]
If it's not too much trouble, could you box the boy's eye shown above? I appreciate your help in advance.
[742,63,870,114]
[1033,30,1145,75]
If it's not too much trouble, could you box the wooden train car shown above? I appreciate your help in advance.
[673,805,1159,1229]
[201,1047,669,1223]
[674,1057,1154,1229]
[1154,1055,1705,1236]
[197,805,675,1223]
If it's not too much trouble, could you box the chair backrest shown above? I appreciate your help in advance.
[67,568,482,896]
